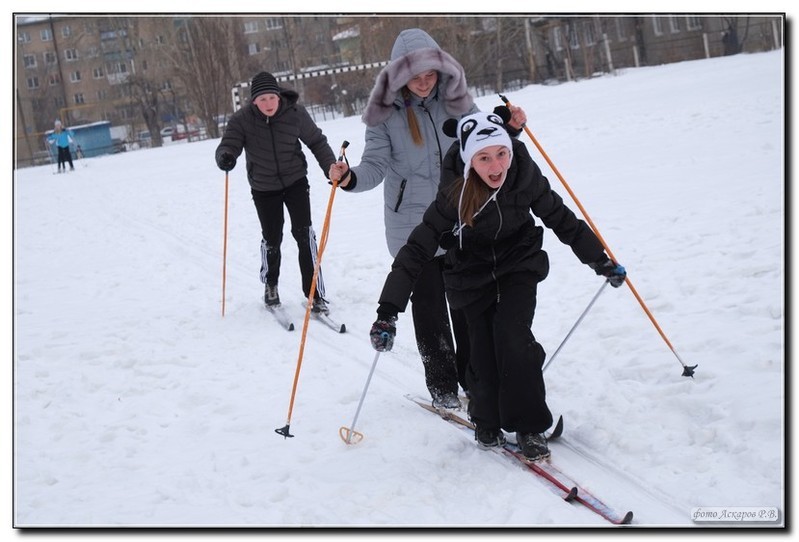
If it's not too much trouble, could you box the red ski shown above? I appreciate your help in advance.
[407,395,633,525]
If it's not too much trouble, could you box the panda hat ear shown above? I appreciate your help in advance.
[492,105,512,125]
[442,118,459,138]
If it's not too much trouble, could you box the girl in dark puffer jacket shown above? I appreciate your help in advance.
[369,109,626,461]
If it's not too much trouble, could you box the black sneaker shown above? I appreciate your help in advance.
[265,284,280,307]
[311,296,329,315]
[475,425,507,448]
[432,392,461,410]
[516,432,550,461]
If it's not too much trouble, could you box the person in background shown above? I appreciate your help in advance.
[328,28,527,409]
[215,72,337,314]
[368,109,626,461]
[47,119,75,173]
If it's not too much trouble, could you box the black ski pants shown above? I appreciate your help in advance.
[251,177,323,300]
[57,146,74,170]
[463,272,553,434]
[411,256,470,398]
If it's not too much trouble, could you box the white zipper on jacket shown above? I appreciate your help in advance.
[490,197,503,304]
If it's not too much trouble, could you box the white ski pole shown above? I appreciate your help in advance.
[544,280,609,373]
[339,351,381,445]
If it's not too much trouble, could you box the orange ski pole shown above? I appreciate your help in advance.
[500,95,696,377]
[276,141,349,438]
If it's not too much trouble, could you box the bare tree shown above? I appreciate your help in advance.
[722,16,750,55]
[126,74,162,144]
[169,17,236,139]
[104,16,166,146]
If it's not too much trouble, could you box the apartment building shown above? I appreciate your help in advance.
[15,14,783,168]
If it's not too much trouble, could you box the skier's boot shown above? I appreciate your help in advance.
[516,432,550,462]
[265,283,280,307]
[474,425,507,448]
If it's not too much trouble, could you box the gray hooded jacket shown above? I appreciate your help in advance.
[346,28,477,257]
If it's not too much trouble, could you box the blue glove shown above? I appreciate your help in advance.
[370,315,397,352]
[217,152,236,172]
[590,257,626,288]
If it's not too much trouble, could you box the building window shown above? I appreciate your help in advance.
[27,76,39,89]
[74,93,85,105]
[18,31,31,43]
[669,17,681,33]
[40,28,52,41]
[568,22,580,49]
[583,20,597,46]
[44,51,57,65]
[49,74,61,85]
[686,17,702,31]
[615,18,628,41]
[244,21,259,33]
[653,18,664,36]
[265,18,283,30]
[23,54,37,68]
[65,48,79,61]
[248,42,261,55]
[62,25,72,38]
[552,26,564,51]
[93,67,105,78]
[70,71,81,82]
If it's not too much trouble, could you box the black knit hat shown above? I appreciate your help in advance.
[250,72,281,100]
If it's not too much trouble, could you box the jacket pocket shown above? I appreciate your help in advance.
[393,179,407,212]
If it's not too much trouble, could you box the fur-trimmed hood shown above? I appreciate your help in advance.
[361,28,473,126]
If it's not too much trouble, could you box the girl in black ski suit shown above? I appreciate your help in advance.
[369,109,626,460]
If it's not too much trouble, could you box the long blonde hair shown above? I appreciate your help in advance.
[401,87,424,146]
[448,169,494,229]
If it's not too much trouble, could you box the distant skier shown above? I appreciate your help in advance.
[47,119,75,173]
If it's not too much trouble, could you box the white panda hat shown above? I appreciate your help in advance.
[452,108,513,180]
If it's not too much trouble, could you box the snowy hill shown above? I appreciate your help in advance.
[12,50,784,530]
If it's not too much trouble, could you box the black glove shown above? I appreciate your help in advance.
[217,152,236,172]
[590,257,627,288]
[370,314,397,352]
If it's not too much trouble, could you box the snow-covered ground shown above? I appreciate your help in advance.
[12,49,784,533]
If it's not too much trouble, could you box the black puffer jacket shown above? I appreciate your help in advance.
[379,138,606,311]
[215,89,336,192]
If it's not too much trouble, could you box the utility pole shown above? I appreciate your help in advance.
[48,15,69,126]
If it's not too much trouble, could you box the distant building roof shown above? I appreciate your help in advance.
[333,26,359,41]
